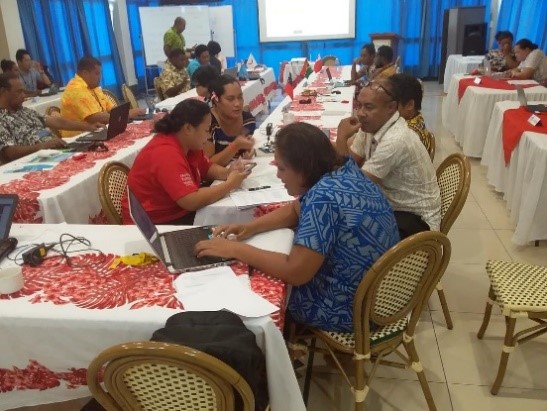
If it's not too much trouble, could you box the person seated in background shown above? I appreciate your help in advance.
[335,77,440,240]
[192,65,220,99]
[207,41,222,74]
[370,45,396,80]
[507,39,547,83]
[207,74,256,166]
[187,45,210,81]
[120,99,250,225]
[157,48,191,98]
[484,31,518,72]
[0,73,101,163]
[1,60,19,75]
[60,56,145,137]
[15,49,51,97]
[351,43,376,84]
[195,122,399,332]
[389,73,435,159]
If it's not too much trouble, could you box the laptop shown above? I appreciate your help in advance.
[0,194,18,263]
[224,67,238,79]
[77,102,131,142]
[516,86,547,113]
[40,83,59,97]
[128,189,231,273]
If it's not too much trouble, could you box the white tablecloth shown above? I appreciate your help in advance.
[0,127,154,224]
[195,66,354,226]
[22,93,62,115]
[481,100,547,245]
[442,74,547,158]
[280,58,308,86]
[443,55,484,93]
[156,68,277,117]
[0,224,305,411]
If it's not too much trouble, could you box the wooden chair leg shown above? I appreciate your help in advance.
[302,337,316,406]
[354,357,366,411]
[491,316,517,395]
[436,282,453,329]
[477,286,495,339]
[404,340,437,411]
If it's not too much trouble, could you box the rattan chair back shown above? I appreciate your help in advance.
[98,161,129,225]
[122,84,139,109]
[45,105,62,137]
[103,89,121,107]
[436,153,471,234]
[87,341,255,411]
[322,56,337,66]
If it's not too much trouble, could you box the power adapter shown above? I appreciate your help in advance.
[22,243,50,267]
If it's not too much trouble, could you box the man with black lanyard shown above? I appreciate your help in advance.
[15,49,51,97]
[335,78,441,239]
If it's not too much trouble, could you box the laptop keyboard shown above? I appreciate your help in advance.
[163,227,226,269]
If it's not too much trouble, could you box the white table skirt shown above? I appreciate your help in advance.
[0,134,153,223]
[442,74,547,158]
[0,224,305,411]
[156,68,277,117]
[481,101,547,245]
[443,55,484,93]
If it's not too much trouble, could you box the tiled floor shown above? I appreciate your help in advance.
[10,82,547,411]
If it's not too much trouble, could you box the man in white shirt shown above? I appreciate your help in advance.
[335,77,441,239]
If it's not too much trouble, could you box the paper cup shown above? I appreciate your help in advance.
[0,267,24,294]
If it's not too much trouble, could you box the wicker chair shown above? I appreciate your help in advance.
[477,261,547,395]
[122,84,139,109]
[103,89,120,107]
[153,77,165,101]
[98,161,130,225]
[421,131,436,161]
[322,55,338,66]
[292,231,451,410]
[87,341,255,411]
[45,105,62,137]
[434,153,471,329]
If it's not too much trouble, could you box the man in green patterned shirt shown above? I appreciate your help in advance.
[157,49,191,99]
[163,17,193,58]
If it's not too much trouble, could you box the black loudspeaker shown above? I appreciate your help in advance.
[462,23,487,56]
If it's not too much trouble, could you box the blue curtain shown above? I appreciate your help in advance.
[496,0,547,52]
[17,0,125,95]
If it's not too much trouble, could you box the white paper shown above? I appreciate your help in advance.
[229,188,294,209]
[507,80,538,85]
[174,266,278,317]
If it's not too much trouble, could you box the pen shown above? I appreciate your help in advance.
[248,185,271,191]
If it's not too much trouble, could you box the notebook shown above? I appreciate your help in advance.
[77,102,131,142]
[516,86,547,113]
[128,189,230,273]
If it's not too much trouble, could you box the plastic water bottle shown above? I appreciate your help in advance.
[483,58,491,76]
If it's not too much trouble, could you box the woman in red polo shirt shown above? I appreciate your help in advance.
[121,99,250,225]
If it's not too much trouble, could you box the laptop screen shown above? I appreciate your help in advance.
[127,189,164,260]
[0,195,18,240]
[516,87,527,107]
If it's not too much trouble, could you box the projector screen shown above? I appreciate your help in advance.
[258,0,356,43]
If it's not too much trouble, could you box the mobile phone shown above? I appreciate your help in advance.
[244,162,257,172]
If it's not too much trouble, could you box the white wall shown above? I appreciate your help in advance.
[111,0,137,86]
[0,0,26,61]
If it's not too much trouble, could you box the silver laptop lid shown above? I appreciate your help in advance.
[127,189,165,261]
[516,86,527,107]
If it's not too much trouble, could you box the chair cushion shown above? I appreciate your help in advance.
[486,260,547,312]
[321,318,408,350]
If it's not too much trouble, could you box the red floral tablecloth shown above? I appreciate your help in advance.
[502,107,547,164]
[0,120,155,223]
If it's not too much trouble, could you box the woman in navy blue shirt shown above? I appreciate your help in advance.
[206,74,256,166]
[196,122,399,332]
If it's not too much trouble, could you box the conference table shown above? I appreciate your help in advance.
[0,224,305,411]
[155,67,277,117]
[22,91,63,116]
[481,100,547,245]
[0,120,155,224]
[194,65,353,226]
[442,54,484,93]
[442,74,547,158]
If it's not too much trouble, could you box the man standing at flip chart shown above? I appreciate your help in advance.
[164,17,195,57]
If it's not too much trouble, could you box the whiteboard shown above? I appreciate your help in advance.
[209,6,235,58]
[139,6,212,66]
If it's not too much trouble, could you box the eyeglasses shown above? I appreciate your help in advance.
[363,81,397,101]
